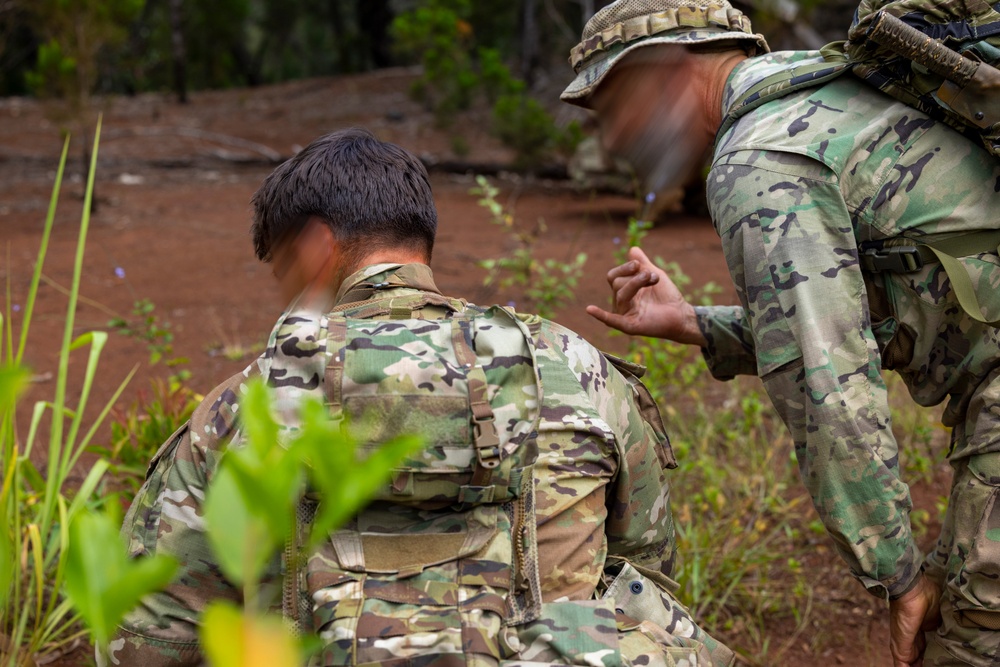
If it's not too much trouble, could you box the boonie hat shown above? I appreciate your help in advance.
[561,0,770,107]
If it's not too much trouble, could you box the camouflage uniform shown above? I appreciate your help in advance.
[101,263,734,666]
[697,50,1000,664]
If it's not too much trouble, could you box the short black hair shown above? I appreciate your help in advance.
[250,128,437,264]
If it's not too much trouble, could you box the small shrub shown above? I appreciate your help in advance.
[391,2,579,167]
[473,175,587,320]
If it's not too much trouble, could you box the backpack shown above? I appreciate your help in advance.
[265,285,733,666]
[717,1,1000,325]
[269,291,544,665]
[843,0,1000,159]
[720,0,1000,157]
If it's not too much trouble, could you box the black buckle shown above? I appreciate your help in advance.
[860,245,924,273]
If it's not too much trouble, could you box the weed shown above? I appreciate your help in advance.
[108,298,190,383]
[98,378,200,499]
[1,122,143,665]
[472,175,587,320]
[621,258,810,660]
[96,299,198,500]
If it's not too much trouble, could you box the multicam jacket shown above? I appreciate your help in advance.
[698,51,1000,600]
[101,263,733,666]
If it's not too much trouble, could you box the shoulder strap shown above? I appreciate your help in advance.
[716,53,850,144]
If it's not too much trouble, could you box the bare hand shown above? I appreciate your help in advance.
[586,247,706,346]
[889,574,942,667]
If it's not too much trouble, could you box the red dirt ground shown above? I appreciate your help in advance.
[0,69,950,666]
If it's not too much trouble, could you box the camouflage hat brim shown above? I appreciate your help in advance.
[560,30,767,108]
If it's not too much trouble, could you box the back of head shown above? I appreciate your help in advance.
[561,0,770,108]
[251,127,437,264]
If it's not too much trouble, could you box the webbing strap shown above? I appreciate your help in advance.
[922,231,1000,326]
[961,608,1000,630]
[862,230,1000,326]
[451,319,502,481]
[716,57,850,145]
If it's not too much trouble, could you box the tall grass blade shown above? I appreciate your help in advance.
[16,137,70,364]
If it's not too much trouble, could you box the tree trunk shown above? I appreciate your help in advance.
[520,0,539,85]
[356,0,392,68]
[169,0,188,103]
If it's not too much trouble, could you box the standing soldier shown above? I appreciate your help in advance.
[565,1,1000,665]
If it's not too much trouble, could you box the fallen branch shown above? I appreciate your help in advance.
[101,126,283,162]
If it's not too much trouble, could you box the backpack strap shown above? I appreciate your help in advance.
[716,54,850,145]
[860,230,1000,326]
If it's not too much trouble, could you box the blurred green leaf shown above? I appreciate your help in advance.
[63,506,178,646]
[201,601,300,667]
[0,364,31,413]
[203,464,277,589]
[295,401,424,546]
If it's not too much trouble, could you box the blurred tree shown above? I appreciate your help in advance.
[0,0,37,95]
[168,0,187,102]
[23,0,145,209]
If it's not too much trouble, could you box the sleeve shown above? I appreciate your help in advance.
[706,155,922,600]
[600,355,678,579]
[99,369,278,667]
[694,304,758,380]
[528,324,676,602]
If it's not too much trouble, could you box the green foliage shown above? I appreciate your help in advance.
[492,94,583,169]
[63,505,177,647]
[204,379,425,594]
[98,299,197,499]
[391,0,476,120]
[0,123,158,665]
[391,2,579,167]
[622,259,809,660]
[108,298,179,368]
[473,175,587,320]
[201,378,424,665]
[25,0,144,113]
[95,378,199,499]
[23,39,76,100]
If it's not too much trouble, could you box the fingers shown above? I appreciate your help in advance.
[585,305,632,334]
[613,271,659,308]
[606,259,642,284]
[627,246,653,266]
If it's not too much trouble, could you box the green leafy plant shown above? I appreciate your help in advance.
[108,298,190,382]
[199,378,426,665]
[390,0,477,122]
[63,505,177,648]
[95,299,198,499]
[473,175,587,320]
[491,94,583,169]
[0,121,142,665]
[97,378,199,499]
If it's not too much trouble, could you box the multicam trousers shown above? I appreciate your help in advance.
[925,369,1000,666]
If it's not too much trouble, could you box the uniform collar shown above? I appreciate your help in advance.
[334,263,442,306]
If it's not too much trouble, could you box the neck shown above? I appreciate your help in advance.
[696,51,747,143]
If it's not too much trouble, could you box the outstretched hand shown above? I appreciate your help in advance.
[889,574,942,667]
[586,247,706,346]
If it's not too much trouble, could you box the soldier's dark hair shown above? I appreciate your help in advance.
[250,127,437,264]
